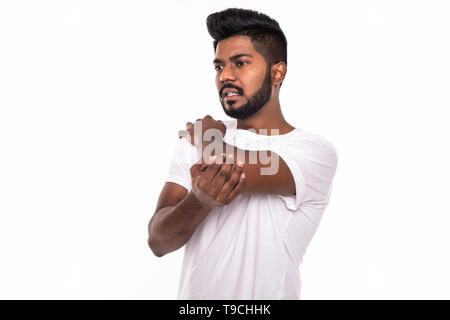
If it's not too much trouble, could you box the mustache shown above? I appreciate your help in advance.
[220,84,243,97]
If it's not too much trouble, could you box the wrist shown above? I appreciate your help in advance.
[187,188,216,211]
[190,178,225,209]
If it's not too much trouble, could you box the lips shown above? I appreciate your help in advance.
[222,87,241,98]
[224,94,240,101]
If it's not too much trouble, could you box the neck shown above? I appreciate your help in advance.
[236,90,294,135]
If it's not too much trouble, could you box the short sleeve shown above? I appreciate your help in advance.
[166,138,199,191]
[269,133,338,211]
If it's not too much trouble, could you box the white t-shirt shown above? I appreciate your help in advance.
[166,119,338,299]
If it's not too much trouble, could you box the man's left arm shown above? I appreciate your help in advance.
[180,115,295,196]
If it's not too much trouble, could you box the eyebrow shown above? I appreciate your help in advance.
[213,53,253,64]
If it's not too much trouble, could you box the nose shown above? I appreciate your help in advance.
[219,63,236,83]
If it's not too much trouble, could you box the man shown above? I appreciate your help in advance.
[147,8,338,299]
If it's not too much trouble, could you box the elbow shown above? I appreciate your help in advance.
[152,250,166,258]
[147,218,166,257]
[147,237,166,258]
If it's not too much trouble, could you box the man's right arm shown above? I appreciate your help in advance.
[147,156,245,257]
[147,183,213,257]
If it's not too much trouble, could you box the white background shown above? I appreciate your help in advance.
[1,0,449,299]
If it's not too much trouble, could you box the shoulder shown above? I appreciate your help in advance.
[171,137,200,165]
[299,130,338,159]
[274,129,338,168]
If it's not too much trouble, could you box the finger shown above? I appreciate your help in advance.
[199,157,222,181]
[206,153,226,177]
[220,154,240,182]
[191,177,221,208]
[186,122,193,130]
[190,163,208,178]
[223,153,235,166]
[214,164,242,203]
[190,164,201,176]
[209,159,234,198]
[223,172,246,205]
[195,163,223,197]
[196,154,227,195]
[178,129,189,139]
[224,154,236,179]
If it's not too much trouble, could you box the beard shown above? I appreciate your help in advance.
[220,66,272,120]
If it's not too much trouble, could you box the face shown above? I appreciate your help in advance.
[213,36,272,119]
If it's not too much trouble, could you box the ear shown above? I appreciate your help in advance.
[271,62,287,87]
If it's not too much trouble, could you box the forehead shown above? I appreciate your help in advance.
[215,35,260,59]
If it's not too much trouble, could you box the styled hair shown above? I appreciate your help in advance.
[206,8,287,86]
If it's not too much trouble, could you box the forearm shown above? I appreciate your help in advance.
[148,191,213,257]
[203,139,276,194]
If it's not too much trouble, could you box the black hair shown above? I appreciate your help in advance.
[206,8,287,87]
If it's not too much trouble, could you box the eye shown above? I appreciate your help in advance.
[215,65,223,71]
[237,60,248,67]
